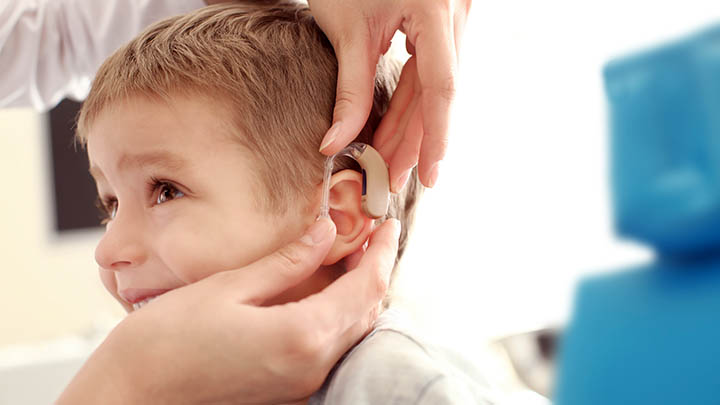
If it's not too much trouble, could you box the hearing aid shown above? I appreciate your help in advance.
[319,143,390,220]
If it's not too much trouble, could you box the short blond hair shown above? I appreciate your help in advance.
[77,1,421,287]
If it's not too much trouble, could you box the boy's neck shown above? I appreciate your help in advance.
[261,263,345,306]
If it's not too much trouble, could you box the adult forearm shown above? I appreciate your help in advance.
[56,324,142,404]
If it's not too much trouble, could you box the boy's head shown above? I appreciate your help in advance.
[77,1,421,313]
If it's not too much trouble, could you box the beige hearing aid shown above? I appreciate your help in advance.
[319,143,390,219]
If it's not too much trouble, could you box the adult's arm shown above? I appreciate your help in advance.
[311,0,472,192]
[0,0,205,111]
[56,218,401,404]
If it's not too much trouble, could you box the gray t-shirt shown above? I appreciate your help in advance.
[308,309,496,404]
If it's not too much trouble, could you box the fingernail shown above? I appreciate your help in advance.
[393,169,412,193]
[319,122,342,153]
[427,162,440,188]
[301,218,334,245]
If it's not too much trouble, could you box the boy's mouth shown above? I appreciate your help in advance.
[119,288,172,310]
[132,295,161,311]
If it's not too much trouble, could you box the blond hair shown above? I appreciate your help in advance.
[77,1,422,290]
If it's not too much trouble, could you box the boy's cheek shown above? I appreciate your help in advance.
[154,235,222,283]
[153,216,299,282]
[156,235,263,283]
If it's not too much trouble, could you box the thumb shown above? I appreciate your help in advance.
[221,218,337,304]
[319,37,378,155]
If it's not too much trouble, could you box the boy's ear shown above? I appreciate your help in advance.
[320,169,374,266]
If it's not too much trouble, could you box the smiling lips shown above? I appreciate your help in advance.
[119,288,172,304]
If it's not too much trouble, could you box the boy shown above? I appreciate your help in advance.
[77,1,488,403]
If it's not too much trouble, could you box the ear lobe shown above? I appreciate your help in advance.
[321,169,373,265]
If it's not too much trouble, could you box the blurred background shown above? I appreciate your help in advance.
[2,0,720,403]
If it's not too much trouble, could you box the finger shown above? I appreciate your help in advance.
[298,219,401,337]
[377,85,419,166]
[386,61,424,192]
[405,36,416,56]
[413,11,457,188]
[319,35,378,156]
[453,16,463,63]
[374,57,418,154]
[219,218,337,304]
[453,0,471,59]
[377,60,420,161]
[389,98,423,193]
[332,305,381,357]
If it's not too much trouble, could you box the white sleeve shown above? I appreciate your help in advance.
[0,0,206,111]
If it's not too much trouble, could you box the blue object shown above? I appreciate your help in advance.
[607,24,720,256]
[555,24,720,404]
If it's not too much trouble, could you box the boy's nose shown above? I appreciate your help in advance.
[95,210,148,270]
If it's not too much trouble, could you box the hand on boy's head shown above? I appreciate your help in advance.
[311,0,472,192]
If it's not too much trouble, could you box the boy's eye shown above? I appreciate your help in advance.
[156,182,185,204]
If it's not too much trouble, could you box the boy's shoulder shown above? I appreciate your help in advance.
[309,309,495,405]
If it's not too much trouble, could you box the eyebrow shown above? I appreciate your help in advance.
[89,151,189,181]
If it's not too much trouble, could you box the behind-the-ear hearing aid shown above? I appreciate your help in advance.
[319,143,390,220]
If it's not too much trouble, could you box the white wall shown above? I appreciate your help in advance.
[393,0,720,354]
[0,109,124,348]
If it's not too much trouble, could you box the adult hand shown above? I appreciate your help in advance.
[311,0,472,192]
[57,217,401,404]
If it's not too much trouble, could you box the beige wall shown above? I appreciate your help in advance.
[0,108,123,348]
